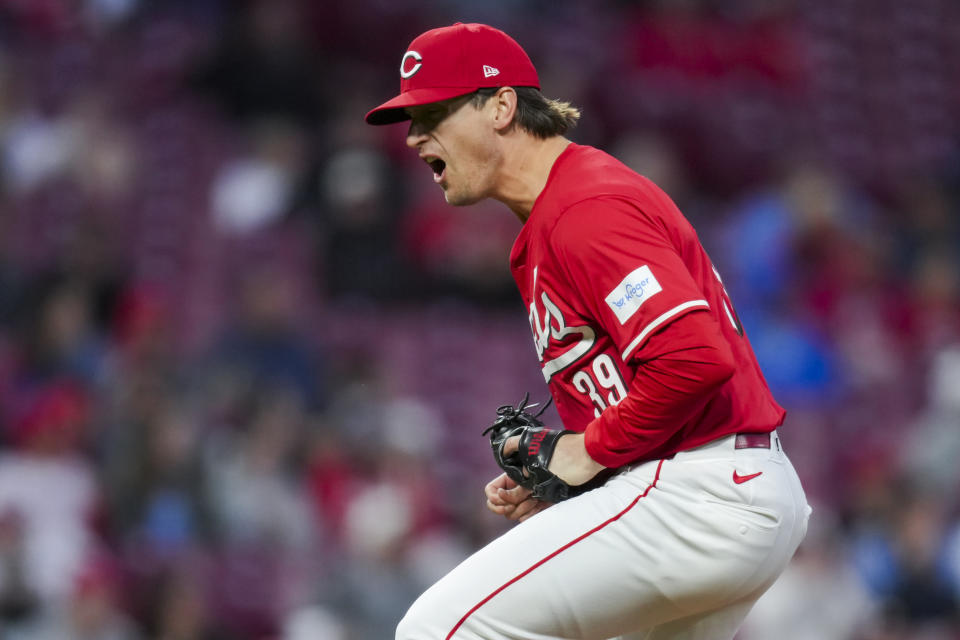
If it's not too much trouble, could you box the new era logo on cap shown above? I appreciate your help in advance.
[483,65,500,78]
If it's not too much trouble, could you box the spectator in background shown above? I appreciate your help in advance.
[397,190,520,306]
[57,554,142,640]
[1,86,136,204]
[888,178,960,281]
[845,475,960,639]
[5,551,143,640]
[716,161,900,408]
[314,143,415,302]
[107,284,175,380]
[140,563,229,640]
[189,0,325,129]
[609,130,693,215]
[906,248,960,357]
[209,119,309,236]
[0,382,100,628]
[11,275,111,388]
[204,266,326,414]
[281,604,347,640]
[309,349,468,637]
[903,346,960,494]
[878,493,959,636]
[102,397,212,562]
[0,509,39,632]
[203,387,318,638]
[205,388,315,552]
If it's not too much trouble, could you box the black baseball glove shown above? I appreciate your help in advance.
[482,393,574,503]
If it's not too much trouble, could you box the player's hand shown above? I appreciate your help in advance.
[484,472,551,522]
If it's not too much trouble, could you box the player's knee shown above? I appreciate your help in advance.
[395,612,413,640]
[395,596,432,640]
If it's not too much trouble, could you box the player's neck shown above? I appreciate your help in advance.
[493,135,571,223]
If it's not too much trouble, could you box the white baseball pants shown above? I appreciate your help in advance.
[396,431,811,640]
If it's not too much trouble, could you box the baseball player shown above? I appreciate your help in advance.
[366,23,811,640]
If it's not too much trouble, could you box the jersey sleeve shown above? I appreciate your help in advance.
[550,195,710,362]
[582,309,736,467]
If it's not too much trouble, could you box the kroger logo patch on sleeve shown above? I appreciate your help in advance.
[605,265,663,324]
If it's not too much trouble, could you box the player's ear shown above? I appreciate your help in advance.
[490,87,518,132]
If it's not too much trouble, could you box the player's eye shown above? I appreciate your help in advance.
[424,108,446,124]
[411,95,471,132]
[410,108,445,133]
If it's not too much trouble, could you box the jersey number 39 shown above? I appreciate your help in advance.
[572,353,628,417]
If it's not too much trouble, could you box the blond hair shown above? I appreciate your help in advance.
[471,87,580,138]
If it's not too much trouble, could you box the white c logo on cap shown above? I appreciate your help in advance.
[400,50,422,79]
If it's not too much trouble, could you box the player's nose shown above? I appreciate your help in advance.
[406,121,428,149]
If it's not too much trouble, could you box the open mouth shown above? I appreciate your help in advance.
[427,158,446,183]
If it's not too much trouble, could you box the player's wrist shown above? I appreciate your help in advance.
[550,432,605,485]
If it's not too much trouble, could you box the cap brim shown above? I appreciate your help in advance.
[365,87,478,125]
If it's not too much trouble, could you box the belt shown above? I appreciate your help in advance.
[626,431,780,470]
[734,432,772,449]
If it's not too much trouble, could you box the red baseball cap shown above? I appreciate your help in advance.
[365,23,540,125]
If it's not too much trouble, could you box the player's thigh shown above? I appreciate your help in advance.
[615,597,757,640]
[398,461,676,640]
[399,452,806,640]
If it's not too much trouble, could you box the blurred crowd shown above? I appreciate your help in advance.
[0,0,958,638]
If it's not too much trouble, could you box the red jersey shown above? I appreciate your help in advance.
[510,143,785,467]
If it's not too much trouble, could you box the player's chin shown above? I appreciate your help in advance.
[443,188,483,207]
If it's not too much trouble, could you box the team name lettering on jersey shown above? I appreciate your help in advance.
[605,265,662,324]
[529,267,596,382]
